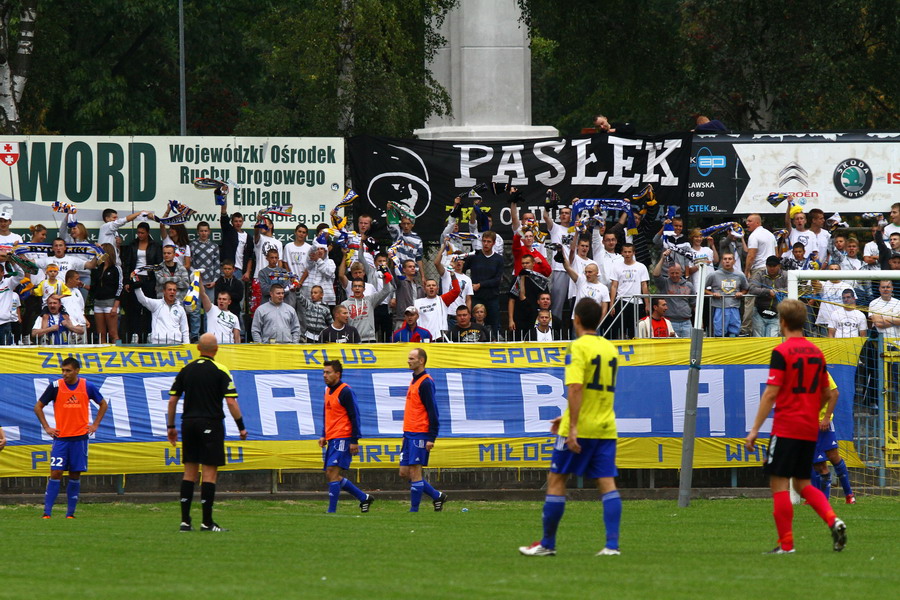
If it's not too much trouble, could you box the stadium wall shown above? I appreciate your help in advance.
[0,339,865,478]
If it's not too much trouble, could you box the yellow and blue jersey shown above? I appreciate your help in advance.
[818,372,838,421]
[559,334,618,439]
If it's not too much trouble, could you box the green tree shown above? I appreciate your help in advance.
[237,0,455,137]
[520,0,900,133]
[0,0,37,134]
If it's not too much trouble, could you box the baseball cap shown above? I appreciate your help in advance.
[404,306,418,314]
[0,203,12,220]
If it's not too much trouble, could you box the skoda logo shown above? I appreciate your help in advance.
[833,158,872,198]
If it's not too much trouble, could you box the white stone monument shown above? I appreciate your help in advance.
[414,0,558,141]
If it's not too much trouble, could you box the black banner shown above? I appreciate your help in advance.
[348,133,692,237]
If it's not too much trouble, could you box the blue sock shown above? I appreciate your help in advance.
[44,479,61,516]
[340,477,367,502]
[602,490,622,550]
[422,479,441,500]
[66,480,81,517]
[410,480,425,512]
[823,471,832,499]
[540,495,566,550]
[810,469,821,491]
[833,459,854,496]
[327,481,341,513]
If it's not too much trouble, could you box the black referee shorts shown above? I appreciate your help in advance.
[181,418,226,467]
[763,435,816,479]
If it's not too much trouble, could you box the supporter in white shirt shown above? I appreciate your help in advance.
[100,209,151,259]
[744,214,777,276]
[679,228,717,290]
[868,280,900,339]
[414,274,461,339]
[827,289,867,338]
[433,245,473,319]
[806,208,832,265]
[0,202,23,257]
[135,280,189,344]
[593,230,623,289]
[304,244,336,305]
[200,287,241,344]
[562,252,609,319]
[33,238,99,277]
[884,203,900,239]
[159,221,192,268]
[338,256,376,299]
[609,243,651,339]
[60,272,88,336]
[814,265,845,330]
[283,223,311,277]
[253,215,282,279]
[544,204,574,294]
[784,203,815,258]
[566,236,599,301]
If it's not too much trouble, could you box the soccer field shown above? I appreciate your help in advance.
[2,497,897,599]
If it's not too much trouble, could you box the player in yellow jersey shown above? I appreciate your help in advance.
[519,298,622,557]
[812,373,856,503]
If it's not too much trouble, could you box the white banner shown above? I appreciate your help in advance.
[0,136,345,238]
[735,138,899,213]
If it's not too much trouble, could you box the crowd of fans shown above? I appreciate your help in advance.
[1,191,899,347]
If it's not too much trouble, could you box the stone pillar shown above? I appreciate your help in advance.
[414,0,558,141]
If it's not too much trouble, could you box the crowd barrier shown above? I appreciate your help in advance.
[0,339,865,477]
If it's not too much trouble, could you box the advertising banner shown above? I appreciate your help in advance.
[687,131,900,216]
[348,133,693,238]
[0,136,344,241]
[0,339,864,476]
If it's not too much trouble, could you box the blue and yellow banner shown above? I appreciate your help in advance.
[0,339,865,476]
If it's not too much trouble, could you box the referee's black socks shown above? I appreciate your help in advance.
[201,482,216,526]
[180,480,195,523]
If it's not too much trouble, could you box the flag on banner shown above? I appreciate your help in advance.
[0,142,19,166]
[184,270,202,312]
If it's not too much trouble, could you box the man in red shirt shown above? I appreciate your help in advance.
[746,298,847,554]
[319,360,373,513]
[637,298,676,338]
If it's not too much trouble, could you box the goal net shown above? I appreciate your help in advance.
[789,268,900,499]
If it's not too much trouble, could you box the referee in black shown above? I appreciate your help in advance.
[168,333,248,532]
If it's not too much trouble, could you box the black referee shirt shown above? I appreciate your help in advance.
[169,355,238,421]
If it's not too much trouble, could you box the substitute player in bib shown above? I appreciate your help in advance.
[34,358,109,518]
[400,348,448,512]
[811,374,856,504]
[319,360,374,513]
[168,333,248,532]
[746,299,847,553]
[520,298,622,557]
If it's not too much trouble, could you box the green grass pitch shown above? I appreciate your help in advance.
[2,497,898,599]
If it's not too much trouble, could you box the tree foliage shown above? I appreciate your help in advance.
[239,0,455,137]
[520,0,900,134]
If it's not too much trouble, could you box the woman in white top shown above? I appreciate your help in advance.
[679,228,717,291]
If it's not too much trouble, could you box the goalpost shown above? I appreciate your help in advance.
[788,269,900,498]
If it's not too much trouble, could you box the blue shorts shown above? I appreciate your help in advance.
[400,433,431,467]
[814,426,839,463]
[50,438,89,473]
[323,438,353,470]
[549,437,618,479]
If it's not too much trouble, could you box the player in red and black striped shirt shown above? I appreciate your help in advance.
[746,299,847,554]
